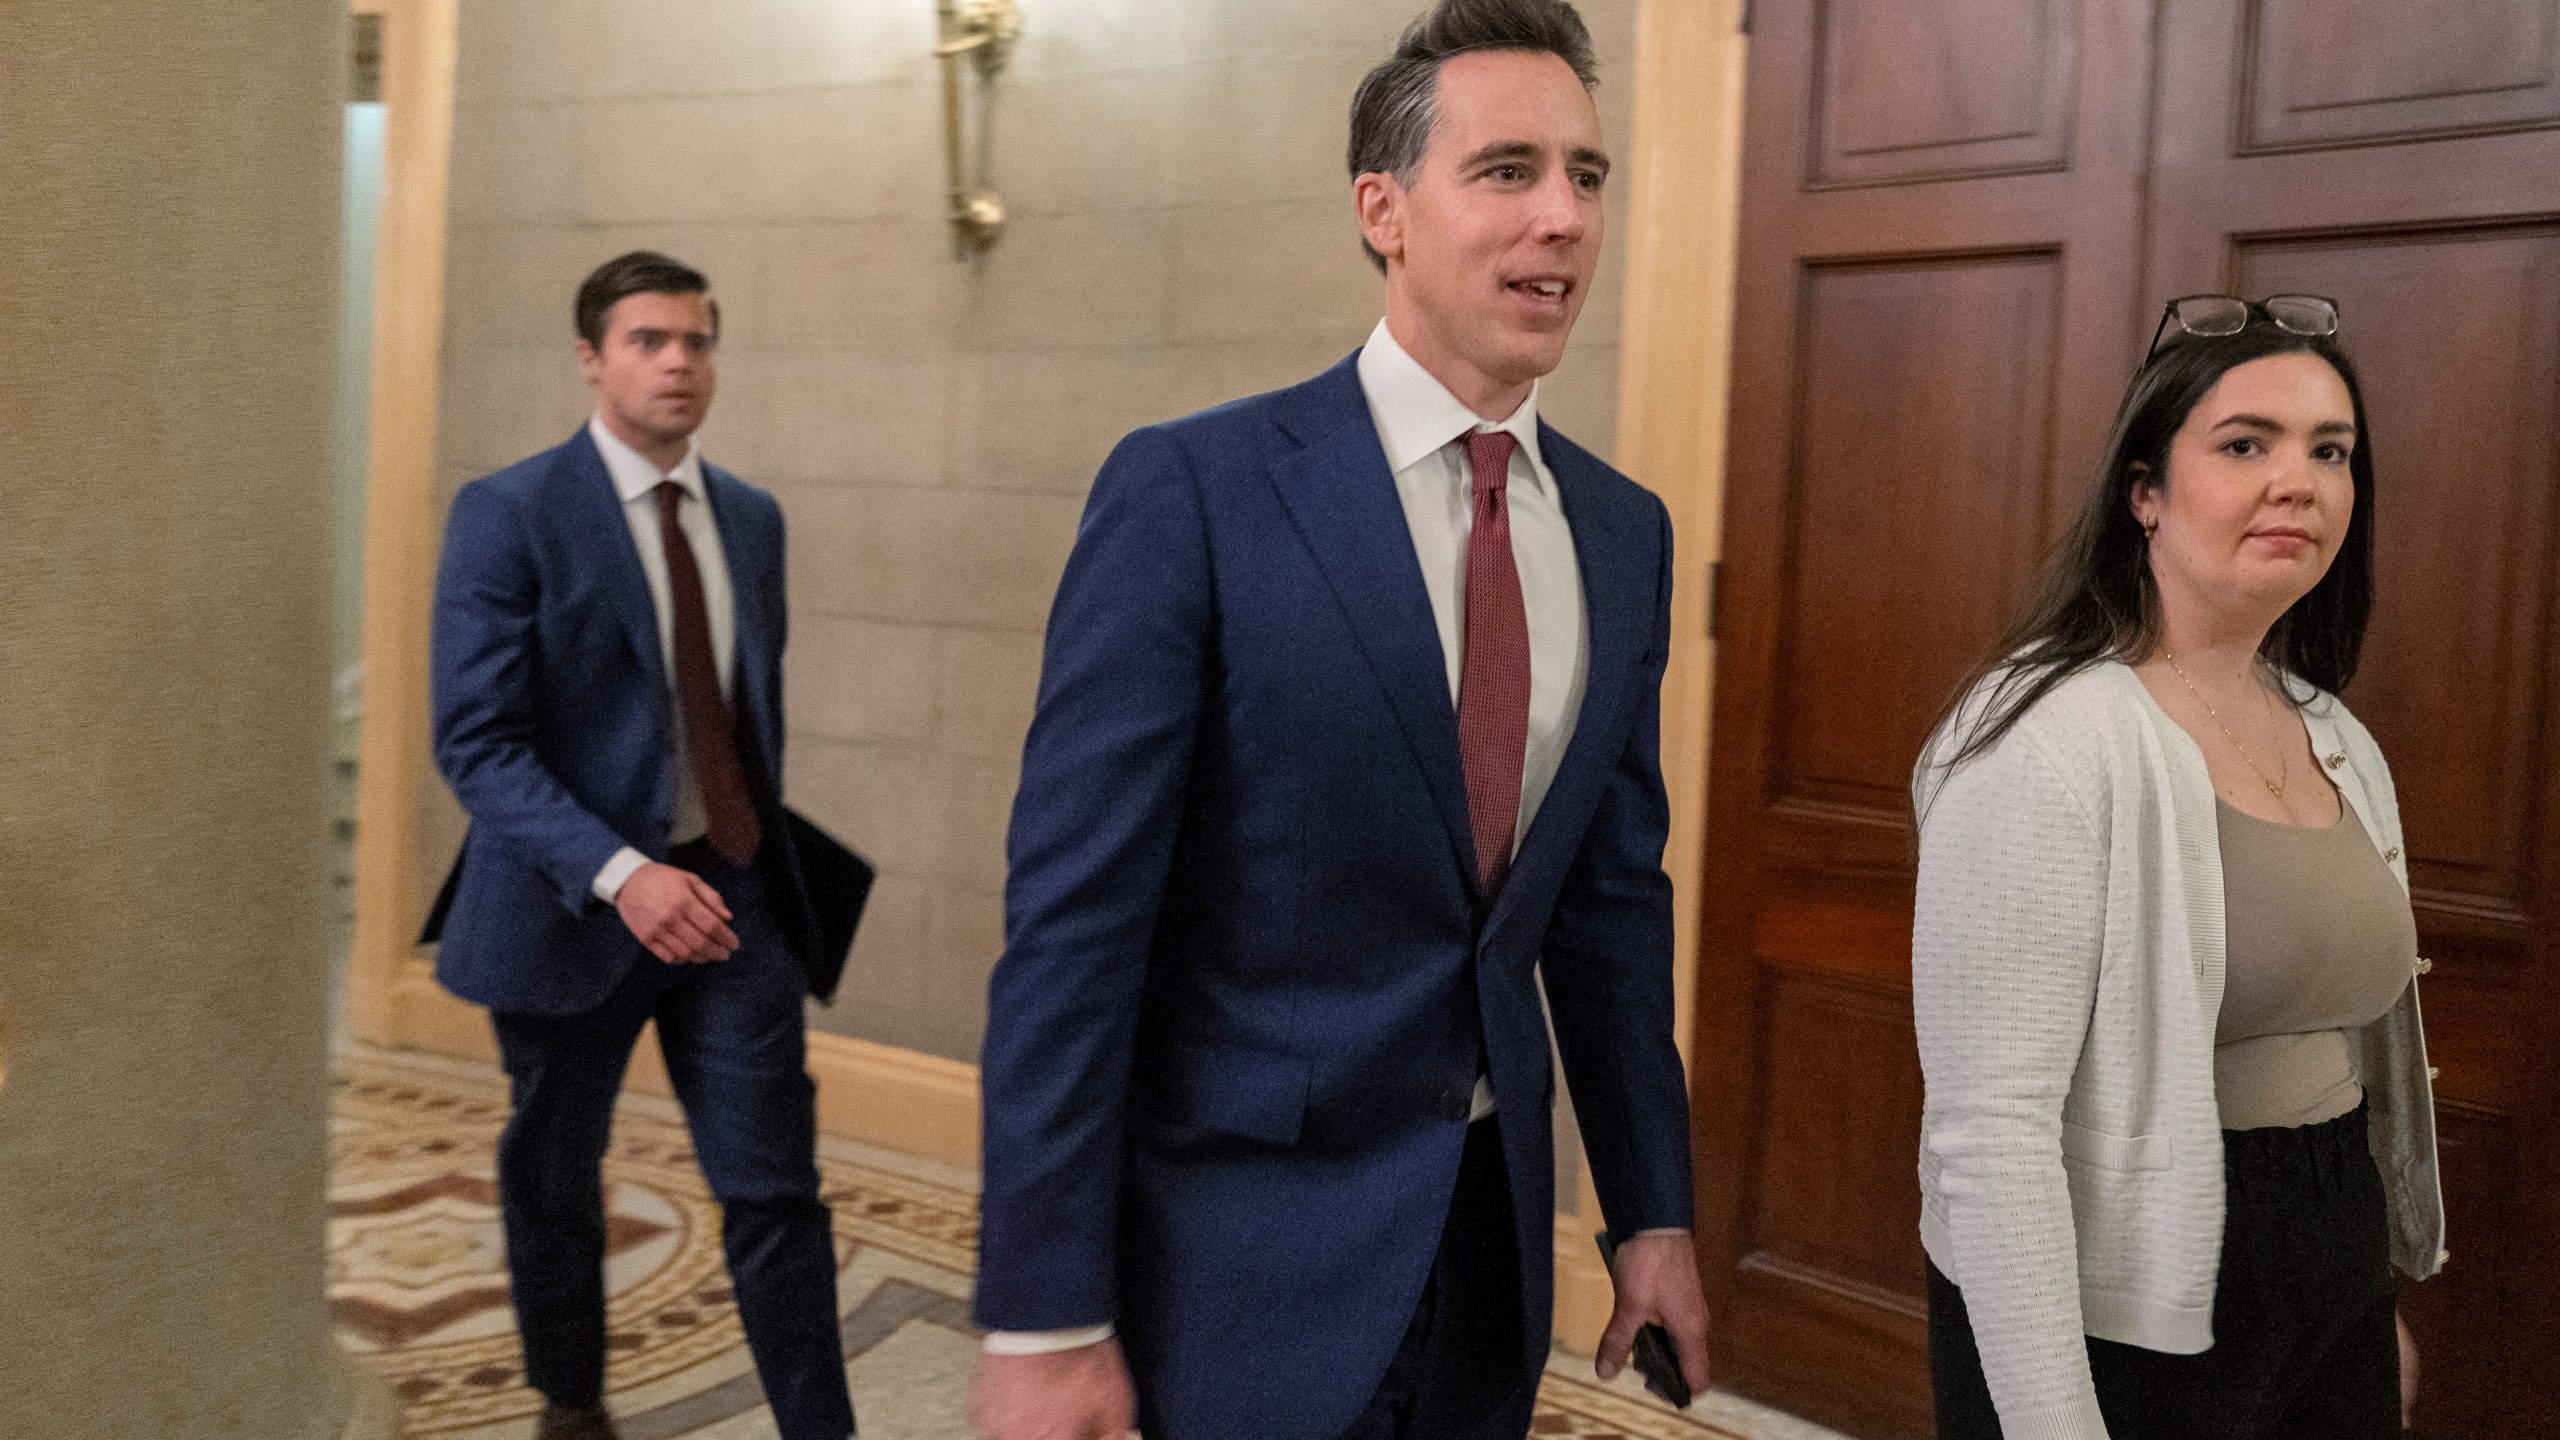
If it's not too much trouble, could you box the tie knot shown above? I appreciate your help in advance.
[654,479,684,522]
[1464,429,1516,502]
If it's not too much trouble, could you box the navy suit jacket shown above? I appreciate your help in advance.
[425,428,819,1017]
[975,356,1695,1440]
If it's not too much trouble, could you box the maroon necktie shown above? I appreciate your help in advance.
[1457,431,1531,895]
[656,482,761,865]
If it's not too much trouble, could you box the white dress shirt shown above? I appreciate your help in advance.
[586,414,737,904]
[985,322,1596,1356]
[1358,317,1591,853]
[1361,318,1589,1129]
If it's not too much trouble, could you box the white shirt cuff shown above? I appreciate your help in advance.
[981,1324,1115,1356]
[592,847,650,904]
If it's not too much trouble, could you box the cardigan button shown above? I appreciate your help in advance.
[2438,1248,2453,1267]
[2427,1066,2441,1081]
[2416,956,2434,975]
[2383,846,2401,863]
[2326,753,2346,769]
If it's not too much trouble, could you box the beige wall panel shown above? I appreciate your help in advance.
[966,211,1177,349]
[993,70,1185,220]
[713,349,954,485]
[933,627,1046,762]
[758,220,966,352]
[0,2,379,1432]
[785,617,942,746]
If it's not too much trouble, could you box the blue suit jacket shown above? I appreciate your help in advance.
[425,428,817,1017]
[975,356,1695,1440]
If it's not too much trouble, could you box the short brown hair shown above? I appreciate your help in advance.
[1346,0,1600,271]
[574,250,718,349]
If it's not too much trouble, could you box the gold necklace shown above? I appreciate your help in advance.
[2164,650,2286,799]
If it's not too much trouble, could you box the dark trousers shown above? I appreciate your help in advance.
[1337,1117,1540,1440]
[491,850,854,1440]
[1931,1103,2397,1440]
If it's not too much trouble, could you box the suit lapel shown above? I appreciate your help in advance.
[1267,358,1483,897]
[559,427,670,699]
[1484,425,1648,930]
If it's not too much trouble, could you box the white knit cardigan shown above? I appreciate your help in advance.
[1910,661,2446,1440]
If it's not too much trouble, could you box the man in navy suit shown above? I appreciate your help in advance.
[427,252,853,1440]
[971,4,1712,1438]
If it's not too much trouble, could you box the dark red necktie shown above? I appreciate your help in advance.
[1457,431,1531,895]
[656,482,761,865]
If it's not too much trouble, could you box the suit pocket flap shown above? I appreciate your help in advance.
[1135,1036,1309,1148]
[2060,1120,2172,1172]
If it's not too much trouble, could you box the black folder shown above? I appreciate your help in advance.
[418,808,874,1005]
[783,806,873,1004]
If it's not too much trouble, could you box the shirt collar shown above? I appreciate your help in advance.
[1355,319,1547,490]
[588,414,705,505]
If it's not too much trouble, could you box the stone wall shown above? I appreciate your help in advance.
[428,0,1636,1063]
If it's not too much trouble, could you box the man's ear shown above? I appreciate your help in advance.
[1353,171,1405,267]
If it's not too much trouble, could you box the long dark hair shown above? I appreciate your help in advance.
[1928,322,2378,776]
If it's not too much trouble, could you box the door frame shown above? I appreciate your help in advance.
[1547,0,1751,1353]
[340,0,459,1052]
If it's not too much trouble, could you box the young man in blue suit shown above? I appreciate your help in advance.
[972,4,1712,1437]
[426,253,853,1440]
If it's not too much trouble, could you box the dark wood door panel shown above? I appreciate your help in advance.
[1810,0,2077,186]
[1699,4,2158,1434]
[1743,970,1928,1304]
[2091,3,2560,1429]
[2235,227,2560,934]
[1709,0,2560,1432]
[1749,884,1916,988]
[1774,254,2061,823]
[2242,0,2560,153]
[2400,1101,2537,1427]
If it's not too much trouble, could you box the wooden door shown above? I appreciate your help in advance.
[2140,4,2560,1431]
[1696,1,2560,1434]
[1693,3,2160,1435]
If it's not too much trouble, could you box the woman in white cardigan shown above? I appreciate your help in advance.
[1911,297,2444,1440]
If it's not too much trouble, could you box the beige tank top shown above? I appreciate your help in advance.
[2213,799,2417,1131]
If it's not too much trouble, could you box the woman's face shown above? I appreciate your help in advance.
[2131,351,2358,628]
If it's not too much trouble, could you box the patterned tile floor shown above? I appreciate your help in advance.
[330,1044,1846,1440]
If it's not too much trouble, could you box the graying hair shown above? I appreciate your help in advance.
[1347,0,1600,271]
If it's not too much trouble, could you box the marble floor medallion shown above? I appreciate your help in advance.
[331,1044,1839,1440]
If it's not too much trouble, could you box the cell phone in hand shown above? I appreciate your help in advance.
[1593,1232,1694,1409]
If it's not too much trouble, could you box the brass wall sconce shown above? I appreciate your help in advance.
[936,0,1022,256]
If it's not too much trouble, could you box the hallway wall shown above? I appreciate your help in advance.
[0,4,386,1435]
[425,0,1638,1063]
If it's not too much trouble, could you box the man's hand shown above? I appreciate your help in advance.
[614,862,738,964]
[973,1338,1138,1440]
[1596,1230,1711,1404]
